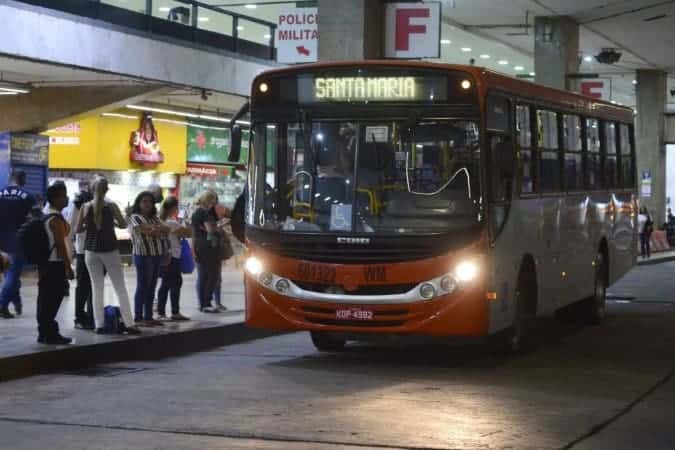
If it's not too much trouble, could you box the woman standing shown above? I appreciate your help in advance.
[129,191,169,326]
[638,206,653,259]
[191,191,230,313]
[75,177,140,335]
[157,196,191,321]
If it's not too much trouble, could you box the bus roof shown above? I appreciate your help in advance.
[253,60,633,123]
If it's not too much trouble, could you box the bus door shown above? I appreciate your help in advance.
[485,94,517,328]
[486,95,515,240]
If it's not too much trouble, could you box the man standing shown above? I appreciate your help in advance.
[38,182,74,345]
[0,170,36,318]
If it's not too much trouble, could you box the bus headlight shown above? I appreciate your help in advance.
[419,283,436,299]
[455,261,478,282]
[245,257,263,276]
[259,272,273,286]
[275,278,291,294]
[440,275,458,293]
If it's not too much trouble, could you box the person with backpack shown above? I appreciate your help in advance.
[0,169,36,318]
[74,177,140,335]
[156,196,191,321]
[35,182,74,344]
[129,191,170,326]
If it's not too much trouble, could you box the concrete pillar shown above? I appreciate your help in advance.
[318,0,383,61]
[534,16,579,91]
[635,70,667,224]
[0,85,161,133]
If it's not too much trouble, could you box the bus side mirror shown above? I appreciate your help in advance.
[229,125,242,162]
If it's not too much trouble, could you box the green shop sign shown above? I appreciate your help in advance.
[186,125,249,165]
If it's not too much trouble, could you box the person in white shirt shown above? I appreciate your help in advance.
[157,196,192,320]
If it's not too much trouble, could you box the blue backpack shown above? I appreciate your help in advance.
[103,306,123,334]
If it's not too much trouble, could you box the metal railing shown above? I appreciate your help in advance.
[13,0,277,60]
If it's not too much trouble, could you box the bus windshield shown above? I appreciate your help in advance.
[248,119,482,234]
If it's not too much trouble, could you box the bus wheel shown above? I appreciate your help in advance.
[495,279,531,354]
[582,253,607,324]
[310,331,346,352]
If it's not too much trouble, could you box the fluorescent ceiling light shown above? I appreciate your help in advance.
[102,113,139,120]
[479,54,490,59]
[198,17,210,22]
[237,25,244,31]
[244,4,257,8]
[460,47,472,52]
[497,60,508,65]
[583,55,593,62]
[632,79,637,85]
[514,65,524,71]
[529,72,536,76]
[126,105,249,126]
[440,39,451,45]
[126,104,199,118]
[158,6,170,12]
[0,91,19,96]
[0,81,30,94]
[264,33,272,39]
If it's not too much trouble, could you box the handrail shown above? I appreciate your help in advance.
[172,0,277,29]
[12,0,277,60]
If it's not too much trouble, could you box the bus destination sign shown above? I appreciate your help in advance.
[297,74,447,103]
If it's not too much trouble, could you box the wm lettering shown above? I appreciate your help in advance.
[364,265,387,282]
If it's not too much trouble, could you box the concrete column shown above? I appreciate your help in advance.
[318,0,383,61]
[0,85,161,133]
[635,70,667,224]
[534,16,579,91]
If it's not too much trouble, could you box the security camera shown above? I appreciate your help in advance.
[595,49,622,65]
[200,89,211,101]
[469,58,475,66]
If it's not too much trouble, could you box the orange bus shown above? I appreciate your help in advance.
[229,61,636,352]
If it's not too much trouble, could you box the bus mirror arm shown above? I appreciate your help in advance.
[228,101,249,162]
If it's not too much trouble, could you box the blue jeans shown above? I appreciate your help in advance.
[0,253,24,311]
[133,255,161,321]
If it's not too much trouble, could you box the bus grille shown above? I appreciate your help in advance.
[271,244,442,263]
[294,282,416,295]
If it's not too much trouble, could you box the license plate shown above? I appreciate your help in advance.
[336,308,373,321]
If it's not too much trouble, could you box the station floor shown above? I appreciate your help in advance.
[0,259,674,449]
[0,261,245,362]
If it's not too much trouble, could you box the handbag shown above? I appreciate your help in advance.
[220,233,234,260]
[179,239,195,274]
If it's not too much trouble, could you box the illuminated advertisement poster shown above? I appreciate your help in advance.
[187,125,249,165]
[130,114,164,165]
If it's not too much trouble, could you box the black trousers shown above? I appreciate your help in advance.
[75,253,93,322]
[157,257,183,316]
[197,257,221,309]
[37,262,66,339]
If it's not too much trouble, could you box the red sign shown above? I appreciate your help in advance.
[579,79,610,101]
[130,114,164,166]
[385,2,440,59]
[186,163,230,177]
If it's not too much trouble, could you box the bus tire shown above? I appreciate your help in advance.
[581,253,607,325]
[495,267,535,354]
[310,331,346,352]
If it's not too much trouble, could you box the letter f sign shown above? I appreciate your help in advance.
[395,8,430,51]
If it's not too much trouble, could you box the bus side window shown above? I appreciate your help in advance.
[605,122,619,189]
[487,95,513,203]
[586,118,602,189]
[537,109,560,193]
[516,104,534,194]
[619,124,635,188]
[563,114,583,191]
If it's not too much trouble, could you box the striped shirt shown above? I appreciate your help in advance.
[130,214,168,256]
